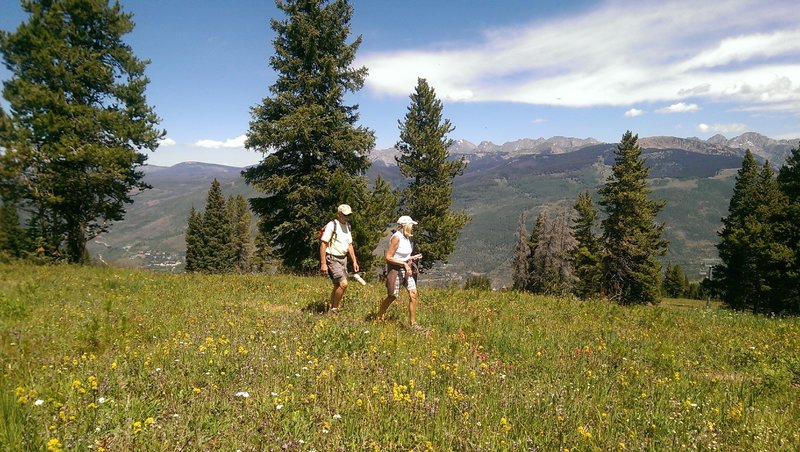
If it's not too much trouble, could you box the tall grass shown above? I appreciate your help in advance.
[1,262,798,450]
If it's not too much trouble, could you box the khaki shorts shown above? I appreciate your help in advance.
[385,266,416,297]
[326,254,348,283]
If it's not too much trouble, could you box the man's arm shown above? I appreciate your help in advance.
[348,243,359,273]
[320,241,329,274]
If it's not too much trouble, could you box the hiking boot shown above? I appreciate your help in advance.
[329,307,340,314]
[410,322,428,333]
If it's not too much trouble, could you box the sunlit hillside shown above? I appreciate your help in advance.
[2,263,798,450]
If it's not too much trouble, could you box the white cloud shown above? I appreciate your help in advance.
[656,102,700,114]
[697,123,748,134]
[625,108,644,117]
[358,0,800,110]
[532,118,546,124]
[194,134,247,149]
[158,137,176,147]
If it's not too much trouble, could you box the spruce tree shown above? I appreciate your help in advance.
[716,151,764,311]
[746,163,790,313]
[228,194,253,273]
[0,0,163,263]
[0,200,27,258]
[571,191,602,299]
[526,208,575,295]
[599,131,667,304]
[512,211,530,291]
[663,263,687,298]
[184,207,203,272]
[777,143,800,313]
[526,210,548,293]
[350,176,399,274]
[243,0,377,273]
[395,78,469,269]
[201,179,235,273]
[251,221,274,273]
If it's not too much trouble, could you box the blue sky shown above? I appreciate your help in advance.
[1,0,799,167]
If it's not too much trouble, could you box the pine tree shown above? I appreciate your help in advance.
[228,194,253,273]
[201,179,235,273]
[243,0,377,273]
[599,131,668,304]
[0,200,27,258]
[526,210,548,293]
[251,224,274,273]
[512,211,530,291]
[350,176,399,274]
[526,208,576,295]
[0,0,163,263]
[747,163,790,313]
[184,207,203,272]
[395,78,469,269]
[571,191,602,299]
[716,151,768,311]
[777,143,800,313]
[663,263,687,298]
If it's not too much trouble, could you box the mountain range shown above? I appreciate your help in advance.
[88,132,798,286]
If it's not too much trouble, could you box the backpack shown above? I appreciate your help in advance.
[319,220,337,245]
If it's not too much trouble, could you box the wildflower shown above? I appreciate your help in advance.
[193,387,202,394]
[46,438,63,452]
[578,425,592,439]
[34,399,45,406]
[356,399,363,407]
[333,413,342,420]
[235,391,250,398]
[132,421,143,434]
[500,417,512,433]
[276,404,283,410]
[87,402,97,410]
[98,397,106,404]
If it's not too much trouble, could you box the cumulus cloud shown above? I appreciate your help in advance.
[625,108,644,117]
[656,102,700,114]
[158,137,176,147]
[357,0,800,111]
[194,134,247,149]
[697,123,748,134]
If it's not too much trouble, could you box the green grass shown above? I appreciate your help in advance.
[1,263,799,450]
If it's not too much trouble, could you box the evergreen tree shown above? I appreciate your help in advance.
[251,223,274,273]
[350,176,399,274]
[526,210,548,293]
[184,207,203,272]
[663,263,687,298]
[201,179,235,273]
[599,131,667,304]
[243,0,376,273]
[777,143,800,313]
[571,191,602,299]
[511,211,530,291]
[0,0,164,263]
[228,194,253,273]
[395,78,469,269]
[0,200,27,258]
[753,163,792,313]
[527,208,575,295]
[713,151,792,312]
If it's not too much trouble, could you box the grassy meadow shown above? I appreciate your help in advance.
[1,263,799,451]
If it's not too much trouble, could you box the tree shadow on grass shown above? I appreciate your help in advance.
[302,300,328,314]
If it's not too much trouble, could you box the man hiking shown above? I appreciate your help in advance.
[320,204,359,313]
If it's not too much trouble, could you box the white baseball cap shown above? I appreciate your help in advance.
[397,215,417,225]
[337,204,352,215]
